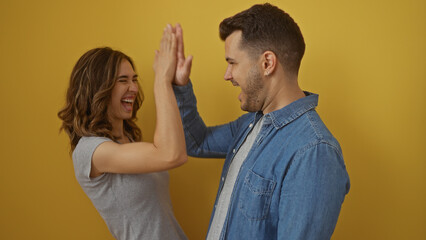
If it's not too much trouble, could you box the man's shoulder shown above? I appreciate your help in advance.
[283,110,341,151]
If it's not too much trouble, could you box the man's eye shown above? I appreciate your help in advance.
[132,79,138,82]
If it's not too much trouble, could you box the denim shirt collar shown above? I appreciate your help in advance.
[254,91,318,129]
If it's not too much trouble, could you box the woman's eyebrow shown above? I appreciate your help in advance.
[118,74,138,78]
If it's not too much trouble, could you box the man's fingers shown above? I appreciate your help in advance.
[185,55,193,70]
[177,24,184,53]
[185,55,193,65]
[176,23,185,61]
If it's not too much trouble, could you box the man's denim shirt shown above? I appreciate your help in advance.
[174,82,350,240]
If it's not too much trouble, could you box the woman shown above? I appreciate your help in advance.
[58,24,192,240]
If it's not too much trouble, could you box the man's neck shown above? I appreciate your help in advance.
[262,75,305,114]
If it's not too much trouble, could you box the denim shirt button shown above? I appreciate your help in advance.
[249,123,253,128]
[221,177,224,181]
[233,149,236,153]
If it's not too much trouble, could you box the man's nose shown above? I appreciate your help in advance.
[224,66,232,81]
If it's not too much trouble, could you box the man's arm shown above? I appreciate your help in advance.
[171,23,246,158]
[173,81,247,158]
[277,142,350,239]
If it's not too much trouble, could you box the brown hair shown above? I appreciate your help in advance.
[219,3,305,75]
[58,47,143,151]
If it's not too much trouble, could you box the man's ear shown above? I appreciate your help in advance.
[261,51,277,76]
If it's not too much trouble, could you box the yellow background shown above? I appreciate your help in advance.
[1,0,425,239]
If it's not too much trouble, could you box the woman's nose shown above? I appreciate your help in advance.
[129,81,138,92]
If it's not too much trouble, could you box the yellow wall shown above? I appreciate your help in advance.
[0,0,424,239]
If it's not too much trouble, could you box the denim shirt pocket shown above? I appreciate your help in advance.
[238,169,276,220]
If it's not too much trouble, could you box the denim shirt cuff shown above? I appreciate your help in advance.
[172,80,193,95]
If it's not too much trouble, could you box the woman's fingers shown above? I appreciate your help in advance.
[167,25,175,53]
[154,24,178,82]
[171,32,177,54]
[160,27,166,51]
[159,24,177,54]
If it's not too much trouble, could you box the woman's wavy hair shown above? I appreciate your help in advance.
[58,47,143,151]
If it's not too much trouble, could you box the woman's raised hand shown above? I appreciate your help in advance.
[153,24,177,84]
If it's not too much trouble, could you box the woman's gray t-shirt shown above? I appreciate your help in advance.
[72,136,187,240]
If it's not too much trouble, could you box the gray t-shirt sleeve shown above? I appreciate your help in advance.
[72,136,111,181]
[71,136,188,240]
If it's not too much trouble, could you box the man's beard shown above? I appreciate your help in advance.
[240,66,264,112]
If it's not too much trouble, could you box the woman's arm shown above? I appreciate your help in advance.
[91,25,189,175]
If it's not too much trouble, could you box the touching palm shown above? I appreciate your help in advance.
[173,24,193,86]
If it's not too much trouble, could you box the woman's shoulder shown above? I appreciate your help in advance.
[73,136,112,156]
[72,136,113,180]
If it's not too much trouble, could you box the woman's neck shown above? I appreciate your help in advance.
[111,120,128,143]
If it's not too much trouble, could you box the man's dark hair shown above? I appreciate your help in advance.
[219,3,305,75]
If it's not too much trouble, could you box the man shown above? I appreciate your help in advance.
[173,3,350,239]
